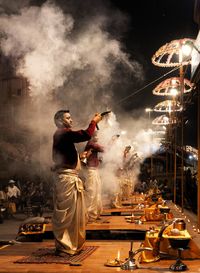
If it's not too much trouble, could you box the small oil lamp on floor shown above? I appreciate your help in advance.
[104,250,123,267]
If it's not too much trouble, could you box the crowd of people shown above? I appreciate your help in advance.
[0,178,52,221]
[134,177,173,200]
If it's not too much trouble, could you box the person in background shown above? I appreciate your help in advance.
[0,186,9,220]
[52,109,102,256]
[7,179,21,213]
[84,132,104,223]
[161,179,172,200]
[7,180,21,199]
[149,177,158,189]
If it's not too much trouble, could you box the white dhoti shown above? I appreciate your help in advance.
[52,169,86,255]
[84,167,102,222]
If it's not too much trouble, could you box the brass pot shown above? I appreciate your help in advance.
[173,219,186,231]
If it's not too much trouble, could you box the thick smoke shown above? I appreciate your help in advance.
[0,0,161,190]
[96,112,162,194]
[0,1,142,98]
[0,2,75,96]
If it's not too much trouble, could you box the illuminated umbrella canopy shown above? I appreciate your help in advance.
[154,100,182,112]
[152,77,194,96]
[152,38,194,67]
[152,114,177,125]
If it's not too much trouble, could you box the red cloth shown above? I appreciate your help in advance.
[85,141,104,168]
[53,121,96,169]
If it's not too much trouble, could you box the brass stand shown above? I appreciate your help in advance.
[121,241,137,270]
[121,241,153,270]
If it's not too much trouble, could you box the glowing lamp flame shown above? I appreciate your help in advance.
[117,250,120,261]
[182,43,193,57]
[170,87,178,97]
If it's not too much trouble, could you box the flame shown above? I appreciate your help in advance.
[117,250,120,260]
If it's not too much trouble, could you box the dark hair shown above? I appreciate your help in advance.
[54,110,70,127]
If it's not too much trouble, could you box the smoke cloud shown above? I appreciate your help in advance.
[0,0,161,191]
[0,1,143,98]
[96,112,162,195]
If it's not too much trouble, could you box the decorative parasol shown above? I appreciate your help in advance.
[152,77,194,96]
[152,114,175,125]
[152,38,194,67]
[154,100,182,113]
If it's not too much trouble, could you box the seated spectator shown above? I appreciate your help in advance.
[30,188,44,217]
[149,177,158,189]
[134,181,144,193]
[160,179,172,200]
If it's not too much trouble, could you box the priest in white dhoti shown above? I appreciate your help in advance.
[52,110,101,255]
[84,133,104,223]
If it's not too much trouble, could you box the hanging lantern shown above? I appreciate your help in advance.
[154,100,182,112]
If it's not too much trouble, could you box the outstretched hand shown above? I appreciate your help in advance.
[92,113,102,124]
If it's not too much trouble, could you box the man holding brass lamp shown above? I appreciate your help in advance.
[52,110,102,256]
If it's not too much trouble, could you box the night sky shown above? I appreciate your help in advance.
[109,0,198,99]
[109,0,198,147]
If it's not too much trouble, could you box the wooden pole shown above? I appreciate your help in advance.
[179,63,185,213]
[173,96,177,204]
[198,82,200,228]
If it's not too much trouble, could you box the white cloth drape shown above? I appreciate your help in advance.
[52,169,86,255]
[84,167,102,222]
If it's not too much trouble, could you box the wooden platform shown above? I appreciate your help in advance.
[86,215,155,240]
[43,215,151,240]
[1,240,200,273]
[102,207,144,215]
[19,202,200,242]
[44,215,151,232]
[1,202,200,273]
